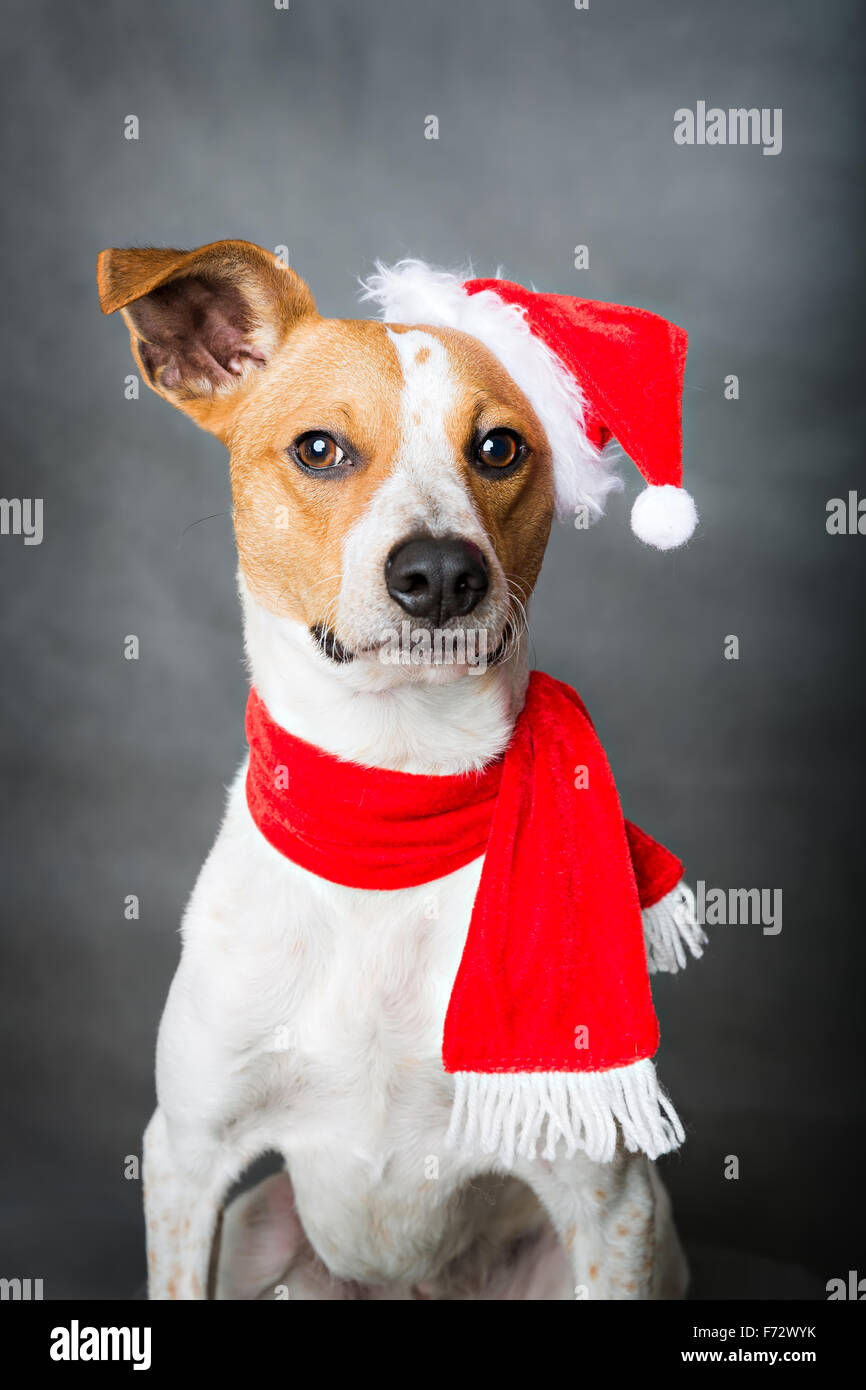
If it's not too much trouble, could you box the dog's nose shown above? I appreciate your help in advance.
[386,536,489,623]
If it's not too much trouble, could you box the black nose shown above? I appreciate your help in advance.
[386,536,489,623]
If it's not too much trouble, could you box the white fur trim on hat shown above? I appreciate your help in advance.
[630,484,697,550]
[359,260,622,524]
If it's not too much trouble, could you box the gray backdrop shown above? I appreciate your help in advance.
[1,0,864,1299]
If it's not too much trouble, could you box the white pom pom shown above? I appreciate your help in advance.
[630,484,697,550]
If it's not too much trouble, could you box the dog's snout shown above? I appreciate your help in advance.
[386,536,489,623]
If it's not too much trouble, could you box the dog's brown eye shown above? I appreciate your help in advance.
[476,430,522,470]
[294,433,345,470]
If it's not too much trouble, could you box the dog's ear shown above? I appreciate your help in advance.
[216,1172,304,1301]
[97,240,317,436]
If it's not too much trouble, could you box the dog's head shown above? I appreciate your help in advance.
[98,241,560,680]
[98,241,644,683]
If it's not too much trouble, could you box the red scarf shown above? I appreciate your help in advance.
[245,672,688,1166]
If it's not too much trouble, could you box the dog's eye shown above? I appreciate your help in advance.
[475,430,523,471]
[294,433,345,470]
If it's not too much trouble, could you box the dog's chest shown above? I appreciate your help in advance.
[284,867,474,1115]
[178,776,488,1280]
[191,781,481,1143]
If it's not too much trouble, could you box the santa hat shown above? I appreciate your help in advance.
[361,262,696,550]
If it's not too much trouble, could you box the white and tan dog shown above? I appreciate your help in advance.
[98,240,693,1300]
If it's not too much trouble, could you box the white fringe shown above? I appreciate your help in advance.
[445,1058,684,1168]
[642,881,707,975]
[359,259,622,523]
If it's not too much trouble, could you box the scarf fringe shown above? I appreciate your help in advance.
[445,1058,685,1167]
[643,880,706,974]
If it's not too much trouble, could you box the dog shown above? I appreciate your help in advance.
[97,240,698,1300]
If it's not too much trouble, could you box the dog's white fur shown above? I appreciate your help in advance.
[143,328,689,1300]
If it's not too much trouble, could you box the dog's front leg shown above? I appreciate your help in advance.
[520,1149,657,1300]
[143,1107,241,1300]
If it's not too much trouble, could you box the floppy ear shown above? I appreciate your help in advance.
[216,1173,305,1301]
[96,240,317,435]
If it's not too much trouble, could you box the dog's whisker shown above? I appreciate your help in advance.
[179,509,233,539]
[507,574,532,605]
[307,571,344,594]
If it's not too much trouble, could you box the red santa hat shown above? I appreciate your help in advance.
[361,262,696,550]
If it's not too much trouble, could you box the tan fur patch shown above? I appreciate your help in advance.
[228,317,404,625]
[430,326,555,609]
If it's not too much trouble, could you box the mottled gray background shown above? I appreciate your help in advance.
[1,0,864,1300]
